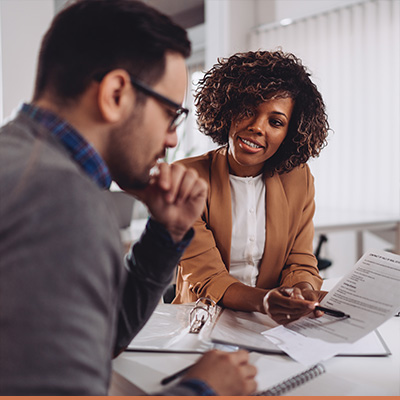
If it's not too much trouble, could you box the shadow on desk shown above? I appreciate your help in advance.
[109,370,145,396]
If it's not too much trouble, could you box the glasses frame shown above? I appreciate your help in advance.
[129,76,189,131]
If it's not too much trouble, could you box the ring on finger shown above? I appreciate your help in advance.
[286,314,291,320]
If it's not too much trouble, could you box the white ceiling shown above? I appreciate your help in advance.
[143,0,203,16]
[140,0,204,28]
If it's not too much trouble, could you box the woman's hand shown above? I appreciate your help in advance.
[298,288,328,305]
[263,287,327,325]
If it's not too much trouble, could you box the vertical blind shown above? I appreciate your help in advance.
[250,0,400,215]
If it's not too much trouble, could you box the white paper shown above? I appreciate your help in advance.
[210,309,281,353]
[263,249,400,365]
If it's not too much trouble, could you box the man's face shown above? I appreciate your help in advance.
[107,52,188,189]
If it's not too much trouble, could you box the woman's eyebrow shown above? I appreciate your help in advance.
[271,111,288,118]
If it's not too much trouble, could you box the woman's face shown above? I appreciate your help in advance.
[227,97,294,177]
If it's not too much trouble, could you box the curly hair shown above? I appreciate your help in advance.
[195,50,329,174]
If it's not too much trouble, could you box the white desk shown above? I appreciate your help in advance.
[110,315,400,396]
[314,208,400,258]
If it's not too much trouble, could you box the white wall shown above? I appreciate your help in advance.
[254,0,363,27]
[271,0,364,22]
[0,0,54,122]
[204,0,367,63]
[205,0,258,69]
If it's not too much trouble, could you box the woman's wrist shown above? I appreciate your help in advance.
[293,282,314,291]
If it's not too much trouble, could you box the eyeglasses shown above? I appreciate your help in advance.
[129,76,189,131]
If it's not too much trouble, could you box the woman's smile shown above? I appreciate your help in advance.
[238,136,264,153]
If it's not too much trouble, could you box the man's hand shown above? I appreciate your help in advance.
[263,287,327,325]
[182,350,257,395]
[126,163,207,243]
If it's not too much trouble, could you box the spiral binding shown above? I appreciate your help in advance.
[255,363,326,396]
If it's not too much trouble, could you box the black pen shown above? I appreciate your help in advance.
[161,364,193,385]
[315,305,350,318]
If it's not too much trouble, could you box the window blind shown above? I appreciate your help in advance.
[250,0,400,214]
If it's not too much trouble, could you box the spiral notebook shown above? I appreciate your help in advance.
[248,352,382,396]
[255,362,325,396]
[114,348,381,396]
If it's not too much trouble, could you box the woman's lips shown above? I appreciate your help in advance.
[238,137,264,153]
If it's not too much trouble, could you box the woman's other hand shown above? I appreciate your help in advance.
[263,286,327,324]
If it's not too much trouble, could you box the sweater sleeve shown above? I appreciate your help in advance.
[114,218,194,354]
[153,379,216,396]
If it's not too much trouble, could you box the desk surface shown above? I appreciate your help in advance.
[123,210,400,255]
[126,210,400,236]
[111,314,400,396]
[314,208,400,232]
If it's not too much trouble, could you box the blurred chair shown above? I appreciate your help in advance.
[314,234,332,272]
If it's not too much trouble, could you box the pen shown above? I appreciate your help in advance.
[315,305,350,318]
[161,364,193,385]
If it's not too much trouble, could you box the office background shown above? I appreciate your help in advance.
[0,0,399,276]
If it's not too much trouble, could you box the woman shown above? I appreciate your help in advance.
[173,50,329,324]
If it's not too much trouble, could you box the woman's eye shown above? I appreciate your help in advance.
[271,119,283,127]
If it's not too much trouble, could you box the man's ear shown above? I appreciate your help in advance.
[97,69,134,123]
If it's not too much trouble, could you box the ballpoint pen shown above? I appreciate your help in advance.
[315,305,350,318]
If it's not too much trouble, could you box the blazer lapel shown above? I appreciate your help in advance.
[208,147,232,269]
[256,172,290,288]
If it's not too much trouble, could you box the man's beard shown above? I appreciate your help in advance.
[125,175,150,190]
[115,166,152,191]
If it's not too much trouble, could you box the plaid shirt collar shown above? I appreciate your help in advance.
[21,103,112,189]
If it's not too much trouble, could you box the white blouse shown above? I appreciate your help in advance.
[229,173,266,287]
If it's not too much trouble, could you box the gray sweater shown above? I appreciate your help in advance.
[0,112,198,395]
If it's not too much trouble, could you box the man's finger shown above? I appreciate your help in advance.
[156,162,172,192]
[174,168,200,205]
[162,163,186,203]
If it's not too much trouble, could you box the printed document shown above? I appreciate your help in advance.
[263,249,400,365]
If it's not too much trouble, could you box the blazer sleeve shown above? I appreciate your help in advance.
[174,214,240,304]
[279,166,323,290]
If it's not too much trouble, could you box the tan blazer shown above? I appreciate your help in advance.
[173,147,322,304]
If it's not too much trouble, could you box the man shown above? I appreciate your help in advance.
[0,0,256,395]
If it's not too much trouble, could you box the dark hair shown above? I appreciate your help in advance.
[33,0,191,102]
[195,50,329,174]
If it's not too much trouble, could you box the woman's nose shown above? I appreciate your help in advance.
[248,116,267,136]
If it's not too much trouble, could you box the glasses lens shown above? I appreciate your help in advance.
[170,109,188,130]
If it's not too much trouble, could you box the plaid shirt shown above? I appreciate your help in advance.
[21,103,112,189]
[179,379,217,396]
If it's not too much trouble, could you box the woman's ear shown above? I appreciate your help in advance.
[97,69,134,123]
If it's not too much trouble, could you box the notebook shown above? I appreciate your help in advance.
[254,358,326,395]
[114,350,388,396]
[251,352,387,396]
